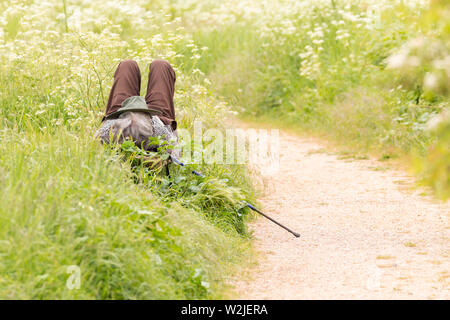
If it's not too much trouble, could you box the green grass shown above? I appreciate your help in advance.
[1,0,449,300]
[0,0,256,299]
[183,0,449,199]
[190,2,433,152]
[0,125,252,299]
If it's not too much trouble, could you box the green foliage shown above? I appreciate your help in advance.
[2,0,449,300]
[116,139,252,234]
[0,126,251,299]
[416,111,450,200]
[183,0,449,199]
[384,0,450,198]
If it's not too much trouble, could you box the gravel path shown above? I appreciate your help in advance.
[232,131,449,299]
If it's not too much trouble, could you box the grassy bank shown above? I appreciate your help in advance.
[0,0,254,299]
[1,0,448,300]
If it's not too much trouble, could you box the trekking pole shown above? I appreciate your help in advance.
[170,155,300,238]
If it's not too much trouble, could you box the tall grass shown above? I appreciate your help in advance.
[1,0,448,299]
[0,0,254,299]
[181,0,449,198]
[190,1,433,152]
[0,125,251,299]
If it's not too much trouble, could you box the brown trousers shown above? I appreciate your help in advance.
[104,59,177,130]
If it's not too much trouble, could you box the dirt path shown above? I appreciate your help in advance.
[232,131,449,299]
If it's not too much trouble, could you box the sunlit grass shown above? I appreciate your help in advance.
[0,0,448,300]
[0,0,255,299]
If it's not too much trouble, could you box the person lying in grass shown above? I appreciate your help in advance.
[95,59,180,159]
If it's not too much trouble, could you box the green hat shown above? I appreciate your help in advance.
[104,96,161,120]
